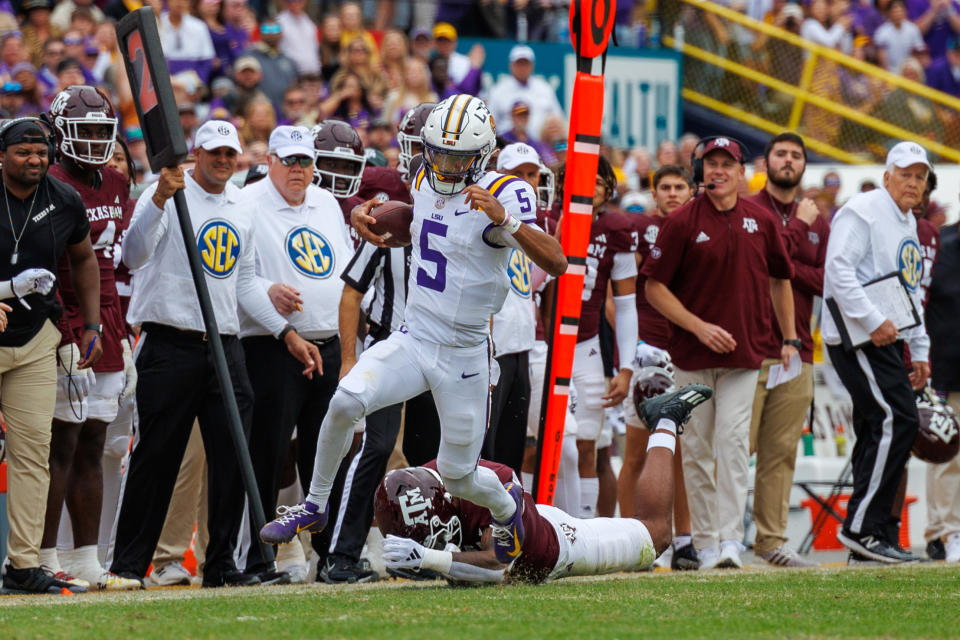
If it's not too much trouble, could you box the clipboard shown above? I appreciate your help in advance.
[825,271,921,350]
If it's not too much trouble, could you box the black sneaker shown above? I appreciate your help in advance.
[927,538,946,560]
[202,568,261,588]
[251,569,291,586]
[639,385,713,433]
[319,555,378,584]
[837,529,918,564]
[386,567,442,581]
[671,543,700,570]
[2,565,87,594]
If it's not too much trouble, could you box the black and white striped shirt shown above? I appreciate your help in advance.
[341,241,411,340]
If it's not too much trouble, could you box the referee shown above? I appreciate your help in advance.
[236,125,346,580]
[112,121,319,588]
[321,205,441,583]
[822,141,931,563]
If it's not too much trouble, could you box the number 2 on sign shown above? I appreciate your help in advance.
[417,220,447,292]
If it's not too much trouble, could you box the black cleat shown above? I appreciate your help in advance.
[202,568,261,588]
[319,555,378,585]
[838,529,919,564]
[671,543,700,571]
[927,538,946,560]
[639,384,713,434]
[2,565,87,594]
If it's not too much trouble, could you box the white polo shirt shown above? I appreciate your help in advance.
[123,172,286,336]
[238,178,354,340]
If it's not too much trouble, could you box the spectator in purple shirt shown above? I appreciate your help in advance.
[427,52,481,101]
[908,0,960,59]
[926,35,960,92]
[852,0,889,36]
[196,0,237,80]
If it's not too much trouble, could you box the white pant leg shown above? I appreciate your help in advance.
[570,336,606,441]
[537,505,656,580]
[714,368,761,544]
[925,391,960,541]
[98,393,133,563]
[676,368,719,551]
[86,371,124,423]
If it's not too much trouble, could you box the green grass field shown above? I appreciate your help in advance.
[1,564,959,639]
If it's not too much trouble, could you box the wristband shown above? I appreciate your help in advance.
[84,323,103,335]
[421,548,453,574]
[499,213,522,235]
[782,339,802,349]
[279,324,297,340]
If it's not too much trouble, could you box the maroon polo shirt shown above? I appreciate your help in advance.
[631,213,672,349]
[642,193,794,371]
[579,208,638,342]
[748,190,830,364]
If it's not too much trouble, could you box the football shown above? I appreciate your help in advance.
[369,200,413,248]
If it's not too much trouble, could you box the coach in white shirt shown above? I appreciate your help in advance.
[112,121,320,588]
[822,141,931,564]
[238,125,354,577]
[485,45,564,140]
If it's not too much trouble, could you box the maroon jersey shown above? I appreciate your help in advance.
[916,217,939,306]
[631,213,671,349]
[748,191,829,364]
[50,164,130,372]
[578,209,639,342]
[339,166,412,249]
[425,459,560,584]
[114,198,136,324]
[642,194,794,371]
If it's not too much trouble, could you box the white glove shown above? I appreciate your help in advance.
[121,339,137,400]
[13,268,56,297]
[57,343,95,398]
[634,342,675,379]
[382,535,425,571]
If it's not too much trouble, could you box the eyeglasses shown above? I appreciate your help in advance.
[278,155,312,167]
[64,37,84,46]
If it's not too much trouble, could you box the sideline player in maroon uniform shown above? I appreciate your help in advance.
[557,156,639,518]
[375,384,712,584]
[619,165,699,570]
[41,86,139,590]
[746,133,827,568]
[643,136,797,570]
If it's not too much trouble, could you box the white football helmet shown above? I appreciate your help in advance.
[421,94,496,196]
[538,162,555,210]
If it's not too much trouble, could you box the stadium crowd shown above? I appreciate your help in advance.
[0,0,957,594]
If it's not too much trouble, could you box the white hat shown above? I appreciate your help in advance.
[269,125,315,159]
[509,44,535,63]
[195,120,242,154]
[886,141,931,171]
[497,142,540,170]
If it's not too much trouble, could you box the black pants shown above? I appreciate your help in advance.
[483,351,530,476]
[828,341,919,538]
[111,325,253,581]
[241,335,341,573]
[327,390,441,563]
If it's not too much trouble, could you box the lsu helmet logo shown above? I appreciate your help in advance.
[898,237,923,291]
[508,248,532,297]
[287,226,335,278]
[198,219,240,278]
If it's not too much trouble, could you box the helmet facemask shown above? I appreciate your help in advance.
[313,150,365,197]
[56,115,117,165]
[397,131,423,178]
[422,141,489,196]
[424,514,462,550]
[537,163,555,210]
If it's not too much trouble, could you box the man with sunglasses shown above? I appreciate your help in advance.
[112,121,319,588]
[237,125,348,582]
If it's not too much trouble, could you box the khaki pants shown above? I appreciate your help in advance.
[0,320,60,569]
[925,391,960,543]
[151,421,208,574]
[750,359,814,554]
[676,367,760,551]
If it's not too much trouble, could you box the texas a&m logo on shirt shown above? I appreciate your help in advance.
[286,226,335,279]
[742,218,758,233]
[198,219,240,278]
[898,237,923,291]
[508,248,532,297]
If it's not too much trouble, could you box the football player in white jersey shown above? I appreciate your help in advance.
[261,94,567,564]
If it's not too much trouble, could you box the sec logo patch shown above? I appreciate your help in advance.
[198,219,240,278]
[287,226,335,278]
[898,238,922,291]
[508,248,532,297]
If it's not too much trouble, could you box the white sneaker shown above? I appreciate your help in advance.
[759,545,817,568]
[698,546,721,570]
[946,533,960,563]
[653,545,674,569]
[716,540,744,569]
[149,562,192,586]
[93,569,143,591]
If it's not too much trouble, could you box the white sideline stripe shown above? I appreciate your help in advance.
[569,203,593,215]
[554,385,570,396]
[573,141,600,155]
[851,349,894,534]
[559,325,578,335]
[567,264,586,276]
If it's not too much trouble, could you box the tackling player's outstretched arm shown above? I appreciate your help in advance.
[382,531,506,585]
[465,185,567,276]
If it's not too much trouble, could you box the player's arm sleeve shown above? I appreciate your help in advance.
[420,548,506,584]
[340,240,381,294]
[824,209,885,333]
[236,227,288,337]
[122,183,168,270]
[611,252,639,371]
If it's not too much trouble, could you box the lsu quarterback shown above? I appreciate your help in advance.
[261,94,567,563]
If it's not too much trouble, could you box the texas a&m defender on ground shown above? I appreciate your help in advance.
[261,94,567,565]
[376,385,712,584]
